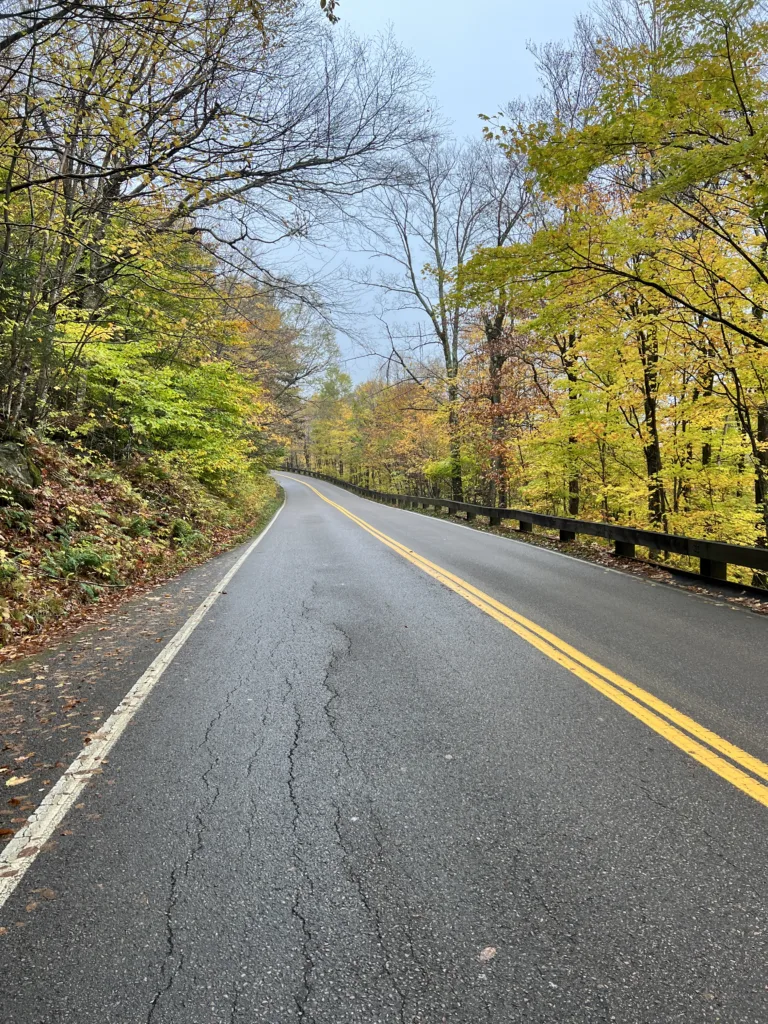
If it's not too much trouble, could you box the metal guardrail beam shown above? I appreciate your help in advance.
[284,468,768,583]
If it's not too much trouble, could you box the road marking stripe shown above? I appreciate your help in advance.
[0,500,285,911]
[291,477,768,809]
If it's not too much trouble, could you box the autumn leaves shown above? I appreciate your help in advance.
[299,0,768,575]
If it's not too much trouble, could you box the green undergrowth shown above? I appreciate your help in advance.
[0,438,279,650]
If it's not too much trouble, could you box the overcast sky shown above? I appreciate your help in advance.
[343,0,588,137]
[309,0,590,380]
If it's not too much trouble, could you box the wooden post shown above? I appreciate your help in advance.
[560,529,576,542]
[614,540,635,558]
[519,521,532,533]
[700,558,727,581]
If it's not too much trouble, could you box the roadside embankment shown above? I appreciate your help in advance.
[0,437,280,660]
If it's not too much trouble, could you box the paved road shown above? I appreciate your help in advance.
[1,472,768,1023]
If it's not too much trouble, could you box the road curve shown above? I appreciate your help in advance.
[1,471,767,1023]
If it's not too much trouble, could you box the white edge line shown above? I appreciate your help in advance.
[0,498,286,911]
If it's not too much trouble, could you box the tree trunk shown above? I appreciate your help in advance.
[447,375,463,501]
[638,328,667,529]
[753,405,768,586]
[568,467,580,517]
[489,349,507,507]
[560,333,581,517]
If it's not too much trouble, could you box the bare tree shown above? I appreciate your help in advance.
[359,135,530,501]
[0,1,431,429]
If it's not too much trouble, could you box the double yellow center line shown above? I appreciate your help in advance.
[289,476,768,809]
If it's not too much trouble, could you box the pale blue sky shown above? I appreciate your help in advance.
[303,0,591,378]
[343,0,589,136]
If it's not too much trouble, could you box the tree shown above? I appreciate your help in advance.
[0,0,429,434]
[499,0,768,546]
[359,137,529,501]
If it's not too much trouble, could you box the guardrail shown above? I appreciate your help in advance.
[283,466,768,586]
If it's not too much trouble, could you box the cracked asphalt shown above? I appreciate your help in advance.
[1,472,768,1023]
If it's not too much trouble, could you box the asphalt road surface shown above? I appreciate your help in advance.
[2,471,768,1023]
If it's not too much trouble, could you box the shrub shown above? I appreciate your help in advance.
[41,540,119,583]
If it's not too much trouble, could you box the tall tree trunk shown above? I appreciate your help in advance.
[489,349,508,507]
[638,328,667,529]
[559,332,581,517]
[568,466,580,517]
[753,405,768,586]
[447,373,463,501]
[484,306,510,508]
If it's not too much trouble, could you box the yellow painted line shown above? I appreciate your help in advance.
[287,476,768,809]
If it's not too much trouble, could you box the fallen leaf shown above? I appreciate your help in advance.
[479,947,497,962]
[25,901,38,913]
[0,828,15,837]
[0,927,7,936]
[39,888,56,900]
[5,776,31,787]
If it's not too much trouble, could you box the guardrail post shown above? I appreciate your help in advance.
[559,529,576,542]
[466,510,476,522]
[614,540,635,558]
[489,512,501,527]
[519,521,532,533]
[700,558,728,581]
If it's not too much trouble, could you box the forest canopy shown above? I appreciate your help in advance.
[4,0,768,645]
[0,0,428,641]
[295,0,768,584]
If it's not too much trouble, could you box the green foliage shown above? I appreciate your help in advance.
[0,553,19,582]
[2,504,34,534]
[70,341,270,493]
[126,516,153,539]
[297,0,768,582]
[169,518,204,548]
[41,541,118,584]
